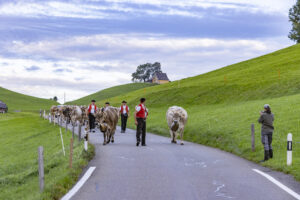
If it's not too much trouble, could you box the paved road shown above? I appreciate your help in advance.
[66,124,300,200]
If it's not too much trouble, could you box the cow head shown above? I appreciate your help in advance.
[62,106,72,123]
[171,113,181,131]
[95,110,108,132]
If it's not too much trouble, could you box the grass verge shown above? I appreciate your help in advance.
[0,112,95,200]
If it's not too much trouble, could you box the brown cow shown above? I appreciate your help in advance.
[95,106,119,145]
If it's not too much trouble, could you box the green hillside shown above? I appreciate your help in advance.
[67,82,155,105]
[89,44,300,180]
[0,88,94,199]
[0,87,57,112]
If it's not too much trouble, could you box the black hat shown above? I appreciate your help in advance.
[91,100,96,102]
[122,100,127,103]
[140,98,146,103]
[105,102,110,104]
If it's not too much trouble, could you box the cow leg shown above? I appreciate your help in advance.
[111,129,115,143]
[111,134,114,143]
[170,130,176,143]
[103,132,107,145]
[180,128,184,145]
[107,132,111,143]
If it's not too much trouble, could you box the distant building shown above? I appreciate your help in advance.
[0,101,8,113]
[151,72,170,84]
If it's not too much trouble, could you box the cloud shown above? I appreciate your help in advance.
[53,68,72,73]
[0,33,293,102]
[0,0,295,102]
[0,0,295,20]
[25,65,40,71]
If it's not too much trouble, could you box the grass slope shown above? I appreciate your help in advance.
[89,44,300,180]
[67,82,155,105]
[0,87,57,112]
[0,112,94,200]
[0,89,94,199]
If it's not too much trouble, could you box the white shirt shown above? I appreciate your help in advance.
[90,105,96,114]
[120,105,129,114]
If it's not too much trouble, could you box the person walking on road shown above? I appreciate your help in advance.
[134,98,148,146]
[102,102,110,112]
[87,100,97,133]
[120,100,129,133]
[258,104,274,162]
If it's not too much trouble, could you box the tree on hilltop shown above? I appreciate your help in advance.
[131,62,162,82]
[289,0,300,43]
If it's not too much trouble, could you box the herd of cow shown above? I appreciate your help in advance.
[46,104,188,145]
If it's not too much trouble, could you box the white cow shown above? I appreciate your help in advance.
[70,106,83,127]
[166,106,188,145]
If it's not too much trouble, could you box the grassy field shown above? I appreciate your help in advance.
[76,44,300,181]
[0,88,94,199]
[0,87,57,112]
[67,82,155,105]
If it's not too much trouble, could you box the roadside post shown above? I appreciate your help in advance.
[251,123,255,151]
[38,146,44,192]
[72,124,75,139]
[59,128,66,156]
[78,123,82,141]
[287,133,292,166]
[69,138,73,168]
[84,133,89,151]
[65,121,68,132]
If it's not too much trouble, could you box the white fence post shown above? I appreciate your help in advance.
[287,133,292,166]
[251,123,255,152]
[59,128,66,156]
[84,133,89,151]
[38,146,44,192]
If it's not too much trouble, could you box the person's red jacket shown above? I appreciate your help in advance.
[88,104,97,113]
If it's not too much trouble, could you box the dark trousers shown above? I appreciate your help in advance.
[121,114,128,131]
[261,132,273,151]
[136,118,146,145]
[89,113,95,130]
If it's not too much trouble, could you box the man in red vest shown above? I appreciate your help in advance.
[120,100,129,133]
[87,100,97,133]
[134,98,148,146]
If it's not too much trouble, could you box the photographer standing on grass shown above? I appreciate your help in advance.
[258,104,274,162]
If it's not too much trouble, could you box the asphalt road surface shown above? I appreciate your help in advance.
[65,124,300,200]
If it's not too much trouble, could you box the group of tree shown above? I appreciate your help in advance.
[50,96,58,101]
[289,0,300,43]
[131,62,162,82]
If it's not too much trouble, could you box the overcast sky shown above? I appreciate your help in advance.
[0,0,296,103]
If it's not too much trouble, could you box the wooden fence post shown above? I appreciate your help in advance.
[65,121,68,132]
[72,124,75,139]
[78,124,82,141]
[251,123,255,152]
[69,138,73,168]
[38,146,44,192]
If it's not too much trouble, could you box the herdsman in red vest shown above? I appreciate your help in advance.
[120,100,129,133]
[87,100,97,133]
[134,98,148,146]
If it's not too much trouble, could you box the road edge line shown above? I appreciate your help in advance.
[252,169,300,200]
[61,166,96,200]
